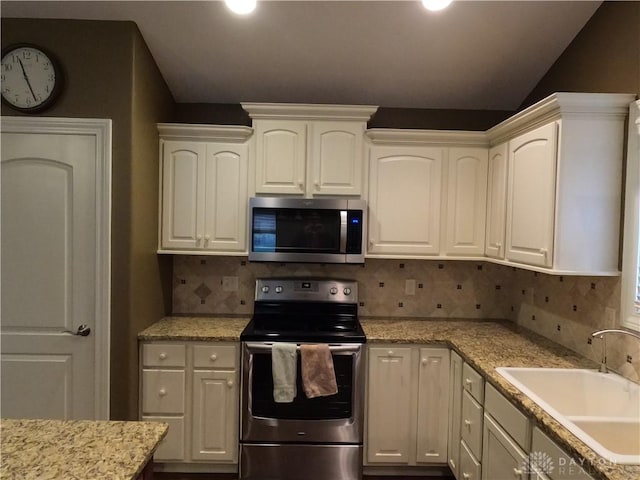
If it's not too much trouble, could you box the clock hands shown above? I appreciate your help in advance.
[18,58,38,102]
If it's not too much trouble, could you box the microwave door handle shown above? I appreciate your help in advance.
[339,210,348,253]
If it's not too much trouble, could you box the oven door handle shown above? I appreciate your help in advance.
[243,342,362,354]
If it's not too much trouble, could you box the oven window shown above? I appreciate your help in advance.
[250,353,354,420]
[252,208,341,254]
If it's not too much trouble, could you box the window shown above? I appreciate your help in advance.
[621,100,640,331]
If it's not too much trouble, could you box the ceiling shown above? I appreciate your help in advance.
[1,1,602,110]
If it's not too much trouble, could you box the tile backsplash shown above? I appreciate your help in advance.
[172,256,639,382]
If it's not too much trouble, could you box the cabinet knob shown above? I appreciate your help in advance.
[539,248,548,256]
[227,379,233,388]
[496,242,502,248]
[387,350,394,356]
[196,235,202,243]
[464,378,472,386]
[210,354,217,362]
[159,352,167,360]
[158,388,167,397]
[204,235,210,243]
[421,358,428,365]
[462,474,471,480]
[464,419,472,429]
[513,467,524,478]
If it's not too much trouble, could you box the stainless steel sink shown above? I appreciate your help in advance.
[496,367,640,464]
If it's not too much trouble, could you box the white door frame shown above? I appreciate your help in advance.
[1,116,112,419]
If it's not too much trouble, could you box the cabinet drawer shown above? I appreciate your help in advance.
[485,383,530,451]
[460,439,482,480]
[461,390,483,460]
[462,362,485,403]
[142,344,186,367]
[193,344,237,369]
[141,370,185,414]
[531,428,595,480]
[142,415,184,462]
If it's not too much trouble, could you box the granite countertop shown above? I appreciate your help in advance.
[0,419,168,480]
[138,316,639,480]
[138,315,249,341]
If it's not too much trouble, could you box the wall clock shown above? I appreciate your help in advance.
[1,44,64,113]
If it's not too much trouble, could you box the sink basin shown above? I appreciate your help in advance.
[571,419,640,457]
[496,367,640,464]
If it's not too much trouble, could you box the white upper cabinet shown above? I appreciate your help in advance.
[368,145,443,256]
[310,121,365,195]
[158,124,252,254]
[485,142,508,259]
[444,147,488,256]
[505,122,557,268]
[243,103,377,197]
[488,92,635,275]
[366,129,488,258]
[253,120,307,195]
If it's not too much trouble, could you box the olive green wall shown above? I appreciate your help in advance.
[1,18,174,420]
[521,1,639,108]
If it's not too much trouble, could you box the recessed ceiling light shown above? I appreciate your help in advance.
[225,0,257,15]
[422,0,453,12]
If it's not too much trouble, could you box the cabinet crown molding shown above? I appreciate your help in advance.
[366,128,487,146]
[241,102,378,121]
[157,123,253,142]
[487,92,636,145]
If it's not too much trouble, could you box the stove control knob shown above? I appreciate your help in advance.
[343,287,352,296]
[329,287,338,295]
[275,286,283,294]
[261,286,270,294]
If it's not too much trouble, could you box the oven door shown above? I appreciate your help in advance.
[241,342,364,444]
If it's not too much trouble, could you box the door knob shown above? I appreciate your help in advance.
[63,324,91,336]
[75,324,91,336]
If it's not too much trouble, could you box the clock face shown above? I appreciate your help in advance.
[1,44,62,112]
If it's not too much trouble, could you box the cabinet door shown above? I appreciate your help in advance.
[481,414,528,480]
[416,347,450,464]
[447,351,463,476]
[191,370,238,462]
[368,146,443,255]
[506,122,557,267]
[142,415,185,462]
[309,121,364,196]
[203,143,248,251]
[255,120,307,195]
[485,142,508,259]
[366,346,413,464]
[161,141,206,249]
[444,148,488,255]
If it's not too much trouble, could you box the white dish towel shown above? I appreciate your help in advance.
[272,342,297,403]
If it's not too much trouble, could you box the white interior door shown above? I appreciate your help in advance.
[1,117,111,420]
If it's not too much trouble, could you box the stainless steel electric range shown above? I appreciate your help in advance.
[239,277,366,480]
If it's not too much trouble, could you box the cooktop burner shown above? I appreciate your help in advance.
[240,278,366,343]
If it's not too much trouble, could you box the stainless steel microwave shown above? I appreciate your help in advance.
[248,197,366,263]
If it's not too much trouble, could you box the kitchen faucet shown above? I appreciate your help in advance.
[590,328,640,373]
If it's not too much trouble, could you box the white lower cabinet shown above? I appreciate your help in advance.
[366,345,450,466]
[531,427,596,480]
[482,414,528,480]
[448,357,485,480]
[139,341,239,469]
